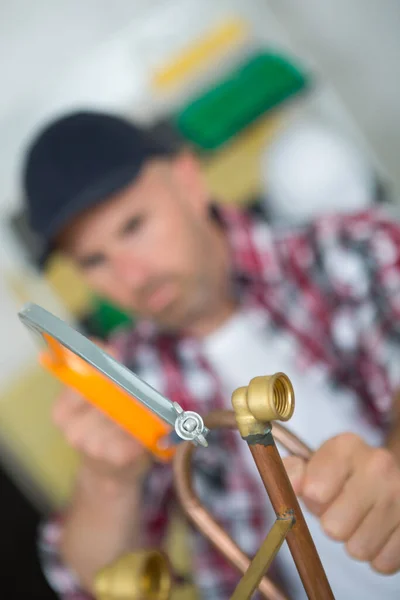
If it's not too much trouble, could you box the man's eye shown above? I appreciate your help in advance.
[122,215,145,236]
[79,254,105,269]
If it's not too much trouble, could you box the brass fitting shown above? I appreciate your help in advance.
[94,550,172,600]
[231,373,295,438]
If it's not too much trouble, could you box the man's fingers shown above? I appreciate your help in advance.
[282,433,400,576]
[319,469,375,541]
[346,497,400,563]
[371,524,400,575]
[63,407,113,450]
[302,433,366,505]
[59,397,144,465]
[106,432,145,467]
[282,456,307,495]
[52,389,88,426]
[52,339,117,427]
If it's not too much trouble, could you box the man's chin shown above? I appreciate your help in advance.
[150,305,198,333]
[137,304,183,330]
[134,293,203,331]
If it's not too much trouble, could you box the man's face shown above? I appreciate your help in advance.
[59,153,229,331]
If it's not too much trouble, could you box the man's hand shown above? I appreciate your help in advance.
[52,341,151,485]
[53,388,151,481]
[52,343,152,592]
[283,433,400,575]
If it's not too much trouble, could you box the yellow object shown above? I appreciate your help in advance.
[231,372,295,438]
[201,113,284,204]
[94,550,172,600]
[0,362,78,508]
[40,334,175,462]
[151,18,249,91]
[230,515,294,600]
[45,254,92,316]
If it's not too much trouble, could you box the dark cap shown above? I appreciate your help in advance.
[22,110,175,267]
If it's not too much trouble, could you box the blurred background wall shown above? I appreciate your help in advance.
[0,0,399,596]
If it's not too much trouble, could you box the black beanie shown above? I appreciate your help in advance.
[22,110,174,266]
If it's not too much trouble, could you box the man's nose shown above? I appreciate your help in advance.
[111,254,150,288]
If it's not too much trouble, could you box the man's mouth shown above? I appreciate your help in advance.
[145,282,177,312]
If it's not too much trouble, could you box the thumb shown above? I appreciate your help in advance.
[282,456,306,495]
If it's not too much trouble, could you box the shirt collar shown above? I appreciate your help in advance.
[212,203,283,287]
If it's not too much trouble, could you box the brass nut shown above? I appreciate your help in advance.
[247,373,295,423]
[231,372,295,438]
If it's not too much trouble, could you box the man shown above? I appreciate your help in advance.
[22,111,400,599]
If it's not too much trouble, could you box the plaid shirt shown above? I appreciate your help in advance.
[39,204,400,599]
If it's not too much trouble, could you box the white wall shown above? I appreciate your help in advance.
[267,0,400,197]
[4,0,400,215]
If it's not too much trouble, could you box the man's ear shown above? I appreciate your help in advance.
[171,150,209,214]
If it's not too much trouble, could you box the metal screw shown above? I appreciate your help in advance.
[172,402,209,447]
[183,417,197,432]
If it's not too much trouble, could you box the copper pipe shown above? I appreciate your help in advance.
[173,410,314,599]
[173,410,333,600]
[204,410,312,460]
[173,411,286,600]
[248,434,334,599]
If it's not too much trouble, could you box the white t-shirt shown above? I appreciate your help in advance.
[201,309,400,599]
